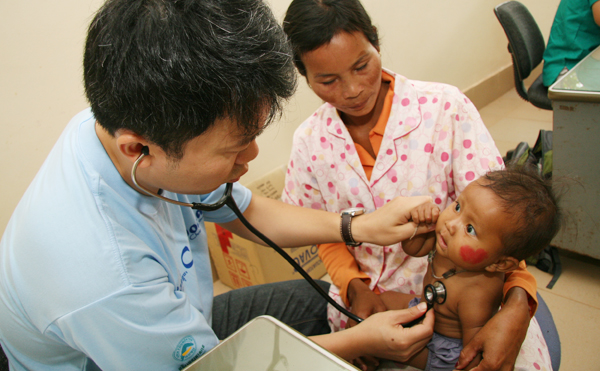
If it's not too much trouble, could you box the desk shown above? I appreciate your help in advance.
[182,316,358,370]
[548,46,600,260]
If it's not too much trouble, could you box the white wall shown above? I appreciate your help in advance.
[0,0,559,234]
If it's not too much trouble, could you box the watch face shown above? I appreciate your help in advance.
[342,207,365,215]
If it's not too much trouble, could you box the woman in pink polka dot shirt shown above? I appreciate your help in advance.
[281,0,550,370]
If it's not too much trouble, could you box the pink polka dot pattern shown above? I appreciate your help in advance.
[319,136,328,149]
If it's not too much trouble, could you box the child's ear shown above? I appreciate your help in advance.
[484,256,520,273]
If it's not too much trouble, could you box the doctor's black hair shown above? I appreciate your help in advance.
[84,0,296,159]
[480,164,563,261]
[283,0,379,77]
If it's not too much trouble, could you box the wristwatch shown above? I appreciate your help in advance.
[340,207,365,247]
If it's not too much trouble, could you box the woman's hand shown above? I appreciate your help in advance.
[346,278,387,329]
[352,196,434,246]
[455,288,530,371]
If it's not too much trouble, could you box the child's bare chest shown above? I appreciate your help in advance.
[421,264,464,339]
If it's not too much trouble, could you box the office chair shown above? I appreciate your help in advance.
[494,1,553,110]
[536,292,561,371]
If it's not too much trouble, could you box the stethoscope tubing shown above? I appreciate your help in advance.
[132,148,363,323]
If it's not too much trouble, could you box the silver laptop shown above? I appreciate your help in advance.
[183,315,358,370]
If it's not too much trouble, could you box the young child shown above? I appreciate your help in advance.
[398,164,562,371]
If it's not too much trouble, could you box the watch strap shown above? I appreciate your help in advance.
[341,213,361,247]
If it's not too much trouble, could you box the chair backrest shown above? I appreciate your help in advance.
[494,1,545,81]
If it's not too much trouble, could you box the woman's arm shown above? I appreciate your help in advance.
[318,242,373,303]
[504,261,538,315]
[455,266,538,370]
[456,287,531,371]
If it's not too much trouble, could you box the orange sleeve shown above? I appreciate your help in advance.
[504,260,538,316]
[318,242,370,306]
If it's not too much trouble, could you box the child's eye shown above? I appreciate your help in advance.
[466,225,477,236]
[321,79,336,86]
[454,202,461,212]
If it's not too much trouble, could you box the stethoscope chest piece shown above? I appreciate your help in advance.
[424,281,447,305]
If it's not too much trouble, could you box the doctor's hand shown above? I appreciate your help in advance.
[310,302,434,364]
[351,196,434,246]
[353,302,434,362]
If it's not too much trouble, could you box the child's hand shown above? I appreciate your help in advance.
[410,202,440,226]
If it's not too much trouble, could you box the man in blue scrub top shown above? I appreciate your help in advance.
[0,0,434,369]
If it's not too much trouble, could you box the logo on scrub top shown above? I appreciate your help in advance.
[187,210,204,240]
[181,246,193,269]
[173,336,199,362]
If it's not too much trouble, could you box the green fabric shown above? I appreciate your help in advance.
[542,0,600,86]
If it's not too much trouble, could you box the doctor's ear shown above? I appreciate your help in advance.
[114,131,152,167]
[484,256,520,273]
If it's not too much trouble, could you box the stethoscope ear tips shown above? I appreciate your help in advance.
[424,281,447,305]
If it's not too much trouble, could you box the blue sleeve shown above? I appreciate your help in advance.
[49,280,218,370]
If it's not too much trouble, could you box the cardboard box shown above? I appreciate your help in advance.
[206,166,326,289]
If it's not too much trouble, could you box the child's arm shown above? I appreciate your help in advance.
[401,202,440,257]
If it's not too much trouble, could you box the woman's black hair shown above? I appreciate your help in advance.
[84,0,296,159]
[283,0,379,76]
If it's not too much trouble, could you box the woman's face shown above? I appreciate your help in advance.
[301,31,382,120]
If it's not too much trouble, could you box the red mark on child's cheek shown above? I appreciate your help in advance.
[459,245,488,264]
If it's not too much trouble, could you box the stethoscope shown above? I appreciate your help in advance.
[402,281,446,328]
[132,146,445,326]
[132,146,362,323]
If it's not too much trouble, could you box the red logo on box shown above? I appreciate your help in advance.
[223,255,236,272]
[230,273,242,288]
[215,225,234,255]
[235,259,250,280]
